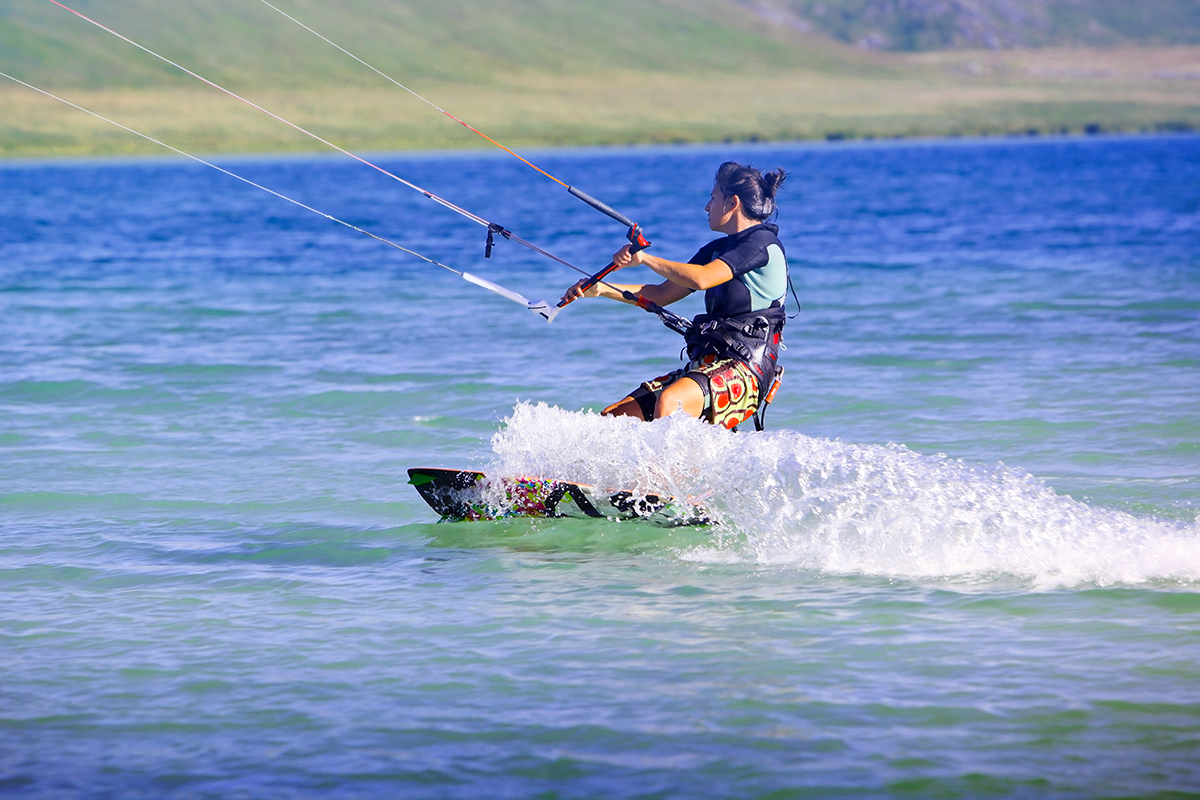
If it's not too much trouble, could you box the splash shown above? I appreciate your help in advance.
[488,403,1200,588]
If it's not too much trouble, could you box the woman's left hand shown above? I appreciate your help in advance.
[560,277,602,304]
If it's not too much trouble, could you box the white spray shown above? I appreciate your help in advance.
[488,402,1200,588]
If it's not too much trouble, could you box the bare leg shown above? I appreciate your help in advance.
[602,396,649,420]
[654,376,704,420]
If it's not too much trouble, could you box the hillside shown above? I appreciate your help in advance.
[1,0,1198,157]
[745,0,1200,51]
[0,0,882,90]
[4,0,1199,90]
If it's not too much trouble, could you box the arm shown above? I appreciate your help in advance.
[560,276,692,307]
[630,250,733,292]
[560,244,733,305]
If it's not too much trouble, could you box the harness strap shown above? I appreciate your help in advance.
[786,269,802,319]
[752,365,785,432]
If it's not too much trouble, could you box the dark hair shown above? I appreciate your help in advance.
[713,161,787,221]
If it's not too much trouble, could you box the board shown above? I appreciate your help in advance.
[407,468,710,527]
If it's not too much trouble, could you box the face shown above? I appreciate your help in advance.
[705,184,734,232]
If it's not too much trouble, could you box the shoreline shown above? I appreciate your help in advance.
[4,46,1199,160]
[2,127,1197,166]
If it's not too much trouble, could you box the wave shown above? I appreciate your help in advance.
[488,402,1200,588]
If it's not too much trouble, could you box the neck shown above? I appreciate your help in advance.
[718,215,760,236]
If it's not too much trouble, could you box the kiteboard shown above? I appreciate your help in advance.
[407,468,710,527]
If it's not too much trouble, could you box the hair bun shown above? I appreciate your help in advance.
[762,169,787,199]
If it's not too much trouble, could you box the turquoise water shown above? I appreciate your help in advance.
[2,136,1198,798]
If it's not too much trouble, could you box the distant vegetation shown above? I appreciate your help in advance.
[1,0,1198,157]
[757,0,1200,51]
[0,0,876,90]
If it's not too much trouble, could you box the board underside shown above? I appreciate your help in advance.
[407,468,710,527]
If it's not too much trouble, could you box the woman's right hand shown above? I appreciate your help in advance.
[611,244,644,269]
[560,277,602,304]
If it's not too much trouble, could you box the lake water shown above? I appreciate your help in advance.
[2,134,1198,798]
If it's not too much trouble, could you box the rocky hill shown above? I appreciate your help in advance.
[739,0,1200,51]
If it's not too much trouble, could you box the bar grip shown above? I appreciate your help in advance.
[557,261,619,308]
[568,185,636,228]
[556,223,651,309]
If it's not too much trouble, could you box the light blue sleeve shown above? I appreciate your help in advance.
[740,243,788,312]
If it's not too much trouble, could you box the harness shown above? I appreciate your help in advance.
[684,303,787,431]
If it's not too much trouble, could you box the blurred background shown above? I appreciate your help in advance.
[2,0,1199,157]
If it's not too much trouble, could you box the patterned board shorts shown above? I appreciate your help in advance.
[629,353,761,430]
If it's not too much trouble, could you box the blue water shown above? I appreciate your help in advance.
[2,135,1199,798]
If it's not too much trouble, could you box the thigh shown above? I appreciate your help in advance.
[602,395,649,420]
[618,367,687,421]
[654,375,704,419]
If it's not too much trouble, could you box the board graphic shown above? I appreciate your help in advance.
[407,468,710,527]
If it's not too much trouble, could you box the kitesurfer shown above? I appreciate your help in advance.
[562,161,789,430]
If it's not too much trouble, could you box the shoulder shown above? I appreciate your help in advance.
[692,224,783,262]
[741,223,783,250]
[690,236,726,265]
[716,224,785,276]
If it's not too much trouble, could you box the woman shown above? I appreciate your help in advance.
[561,161,790,430]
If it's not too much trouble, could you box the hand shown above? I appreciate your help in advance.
[612,244,644,269]
[560,277,603,304]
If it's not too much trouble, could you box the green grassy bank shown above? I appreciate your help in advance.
[2,0,1198,157]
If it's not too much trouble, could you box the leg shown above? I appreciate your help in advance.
[604,370,690,422]
[654,376,705,420]
[602,395,649,420]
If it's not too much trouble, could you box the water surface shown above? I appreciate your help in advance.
[2,135,1198,798]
